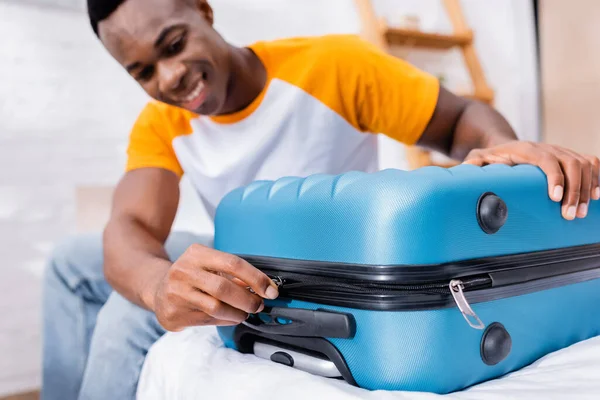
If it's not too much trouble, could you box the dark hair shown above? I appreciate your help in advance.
[87,0,127,36]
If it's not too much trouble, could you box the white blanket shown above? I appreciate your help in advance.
[137,327,600,400]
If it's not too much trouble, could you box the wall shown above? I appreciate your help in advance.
[372,0,540,143]
[540,0,600,156]
[0,1,143,395]
[0,0,538,395]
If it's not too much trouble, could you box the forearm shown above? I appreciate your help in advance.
[103,216,171,311]
[448,101,518,161]
[101,168,180,310]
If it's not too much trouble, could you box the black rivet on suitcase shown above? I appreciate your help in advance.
[270,351,295,367]
[477,193,508,234]
[480,322,512,365]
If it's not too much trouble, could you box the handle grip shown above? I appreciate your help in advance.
[242,307,355,338]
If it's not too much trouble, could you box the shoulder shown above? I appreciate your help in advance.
[249,34,385,98]
[306,34,379,56]
[251,34,378,71]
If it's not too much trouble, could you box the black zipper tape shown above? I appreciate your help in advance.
[266,271,492,311]
[239,242,600,283]
[268,271,492,295]
[265,268,600,311]
[239,243,600,311]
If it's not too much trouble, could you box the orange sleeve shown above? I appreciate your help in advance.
[125,102,192,178]
[258,35,440,145]
[345,37,440,145]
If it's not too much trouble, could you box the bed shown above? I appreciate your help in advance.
[137,326,600,399]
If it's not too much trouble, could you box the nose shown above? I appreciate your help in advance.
[157,61,187,96]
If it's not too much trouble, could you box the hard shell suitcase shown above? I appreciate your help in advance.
[214,164,600,394]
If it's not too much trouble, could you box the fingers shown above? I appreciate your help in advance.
[183,288,250,323]
[194,269,265,314]
[555,148,593,219]
[463,149,487,167]
[463,149,485,166]
[187,245,279,300]
[463,158,484,166]
[497,142,591,220]
[555,154,582,220]
[465,144,569,206]
[170,248,270,313]
[156,244,279,332]
[460,141,598,220]
[463,146,527,167]
[577,158,592,218]
[156,278,250,329]
[585,155,600,201]
[218,272,252,288]
[161,308,240,332]
[534,153,565,202]
[154,278,246,332]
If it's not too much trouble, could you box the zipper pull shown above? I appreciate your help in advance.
[449,279,485,330]
[271,276,284,288]
[246,276,284,294]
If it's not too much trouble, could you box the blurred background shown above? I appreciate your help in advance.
[0,0,597,397]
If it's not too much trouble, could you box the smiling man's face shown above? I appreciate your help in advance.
[98,0,231,115]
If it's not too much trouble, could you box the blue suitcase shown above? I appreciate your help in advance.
[214,164,600,394]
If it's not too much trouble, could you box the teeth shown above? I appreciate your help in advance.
[183,81,204,103]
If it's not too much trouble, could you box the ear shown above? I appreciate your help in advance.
[196,0,214,26]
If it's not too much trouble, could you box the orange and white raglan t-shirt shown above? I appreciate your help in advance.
[125,34,440,219]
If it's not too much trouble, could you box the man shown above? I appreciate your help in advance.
[42,0,599,399]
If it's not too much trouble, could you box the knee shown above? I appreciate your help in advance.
[44,233,103,291]
[94,293,164,349]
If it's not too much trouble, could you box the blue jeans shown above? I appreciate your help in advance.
[41,231,210,400]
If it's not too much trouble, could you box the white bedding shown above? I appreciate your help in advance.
[137,327,600,400]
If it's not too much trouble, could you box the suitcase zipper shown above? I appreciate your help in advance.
[267,273,491,330]
[449,279,485,329]
[240,245,600,331]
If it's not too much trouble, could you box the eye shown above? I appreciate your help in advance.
[137,65,155,82]
[165,35,186,57]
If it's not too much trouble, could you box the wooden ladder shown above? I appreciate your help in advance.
[354,0,494,169]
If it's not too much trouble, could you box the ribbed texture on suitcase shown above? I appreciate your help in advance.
[214,164,600,265]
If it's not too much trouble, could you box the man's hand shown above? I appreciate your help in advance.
[463,140,600,220]
[150,244,279,332]
[103,169,279,332]
[415,88,599,221]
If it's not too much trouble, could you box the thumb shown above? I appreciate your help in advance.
[463,157,485,166]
